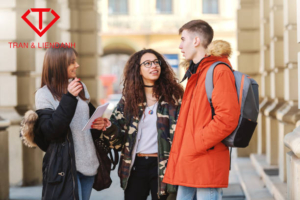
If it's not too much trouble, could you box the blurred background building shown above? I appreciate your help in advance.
[235,0,300,199]
[98,0,238,111]
[0,0,101,198]
[1,0,300,199]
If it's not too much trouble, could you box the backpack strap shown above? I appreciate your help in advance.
[205,61,233,119]
[205,61,234,170]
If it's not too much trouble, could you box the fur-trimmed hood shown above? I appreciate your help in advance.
[180,40,232,69]
[20,110,38,148]
[207,40,232,57]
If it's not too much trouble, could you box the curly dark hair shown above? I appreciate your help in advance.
[122,49,184,117]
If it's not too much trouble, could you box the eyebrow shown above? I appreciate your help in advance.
[142,59,158,62]
[140,59,158,64]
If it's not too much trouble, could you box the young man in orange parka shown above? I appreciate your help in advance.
[163,20,240,200]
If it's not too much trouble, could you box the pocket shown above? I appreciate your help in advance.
[233,118,257,147]
[47,155,64,183]
[47,146,64,184]
[193,127,207,155]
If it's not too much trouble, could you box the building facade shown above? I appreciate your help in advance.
[0,0,100,199]
[98,0,238,98]
[236,0,300,199]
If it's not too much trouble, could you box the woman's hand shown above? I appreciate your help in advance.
[68,77,82,97]
[92,117,111,131]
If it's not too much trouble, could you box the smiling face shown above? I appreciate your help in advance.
[67,55,79,79]
[139,53,161,85]
[179,29,197,61]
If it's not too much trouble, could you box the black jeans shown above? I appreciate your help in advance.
[125,156,168,200]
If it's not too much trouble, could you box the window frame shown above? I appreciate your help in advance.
[202,0,219,15]
[108,0,129,15]
[156,0,173,15]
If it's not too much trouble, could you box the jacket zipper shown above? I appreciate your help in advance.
[156,103,161,199]
[67,133,77,200]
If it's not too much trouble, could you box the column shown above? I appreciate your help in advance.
[284,0,300,198]
[0,0,43,186]
[257,0,271,155]
[275,0,299,183]
[264,0,285,166]
[236,0,260,157]
[0,118,11,200]
[68,0,101,106]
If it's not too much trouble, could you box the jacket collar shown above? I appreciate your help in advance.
[180,55,210,83]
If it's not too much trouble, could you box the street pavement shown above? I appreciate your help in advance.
[10,159,245,200]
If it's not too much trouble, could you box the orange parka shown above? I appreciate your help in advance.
[163,41,240,188]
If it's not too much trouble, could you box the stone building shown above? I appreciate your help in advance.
[98,0,238,99]
[235,0,300,199]
[0,0,100,199]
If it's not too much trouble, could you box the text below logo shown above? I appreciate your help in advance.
[21,8,60,37]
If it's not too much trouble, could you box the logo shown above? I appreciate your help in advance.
[21,8,60,37]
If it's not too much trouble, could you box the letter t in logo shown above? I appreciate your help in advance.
[31,8,50,30]
[21,8,60,37]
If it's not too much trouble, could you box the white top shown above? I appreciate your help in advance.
[35,82,99,176]
[136,103,158,154]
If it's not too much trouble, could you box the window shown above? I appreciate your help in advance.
[202,0,219,14]
[108,0,128,15]
[156,0,172,14]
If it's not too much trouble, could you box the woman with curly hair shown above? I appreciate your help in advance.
[94,49,184,199]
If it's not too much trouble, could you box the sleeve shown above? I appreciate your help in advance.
[102,97,127,150]
[36,92,78,141]
[196,66,240,152]
[170,99,181,142]
[35,88,55,110]
[175,99,182,122]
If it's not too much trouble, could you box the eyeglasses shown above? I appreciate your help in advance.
[140,60,161,68]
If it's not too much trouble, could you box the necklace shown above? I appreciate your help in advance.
[144,85,154,87]
[143,101,157,121]
[146,100,157,115]
[147,101,157,115]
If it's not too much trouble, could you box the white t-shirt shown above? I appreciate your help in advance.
[136,103,158,154]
